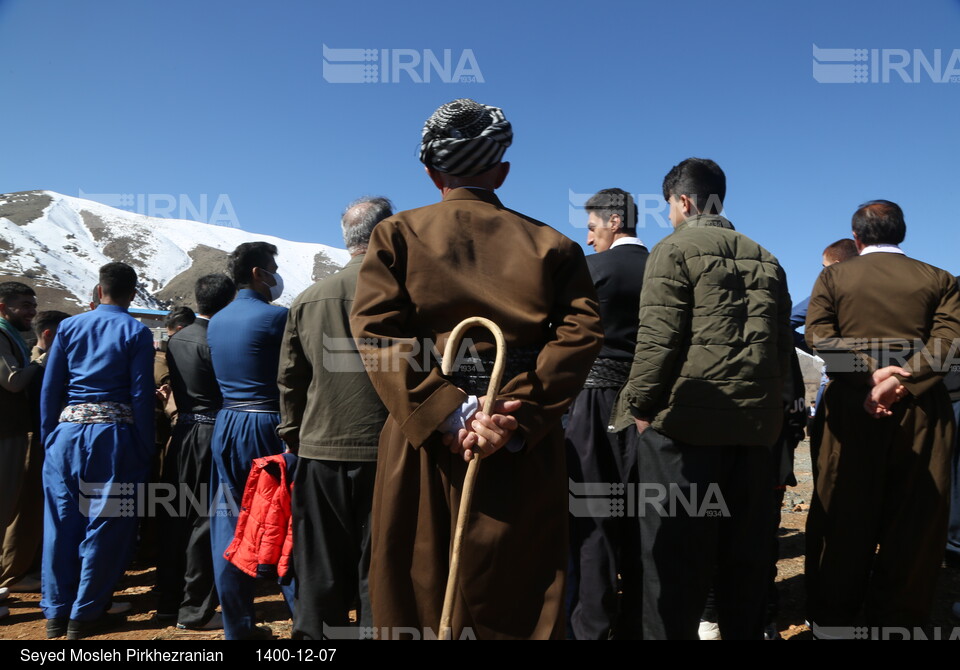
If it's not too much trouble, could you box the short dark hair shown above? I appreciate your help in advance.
[99,262,138,300]
[33,310,70,338]
[0,281,35,304]
[341,196,393,254]
[662,158,726,215]
[165,305,196,331]
[229,242,278,287]
[852,200,906,246]
[195,273,236,316]
[584,188,638,235]
[822,238,859,264]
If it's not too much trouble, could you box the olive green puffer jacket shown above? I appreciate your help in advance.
[610,214,792,447]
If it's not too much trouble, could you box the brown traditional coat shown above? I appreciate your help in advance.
[350,188,602,639]
[805,252,960,626]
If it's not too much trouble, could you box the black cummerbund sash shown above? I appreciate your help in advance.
[583,358,631,389]
[447,346,539,396]
[222,399,280,413]
[178,412,218,425]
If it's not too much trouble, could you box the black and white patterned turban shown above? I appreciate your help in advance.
[419,99,513,177]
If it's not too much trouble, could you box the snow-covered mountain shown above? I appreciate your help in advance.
[0,190,349,312]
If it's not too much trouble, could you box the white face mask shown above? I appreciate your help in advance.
[261,268,284,302]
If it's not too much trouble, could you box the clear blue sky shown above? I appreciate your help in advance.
[1,0,958,301]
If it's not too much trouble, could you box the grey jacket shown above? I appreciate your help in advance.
[277,254,387,461]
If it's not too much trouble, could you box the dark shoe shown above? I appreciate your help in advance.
[46,617,69,639]
[177,611,223,631]
[8,575,42,593]
[155,611,178,624]
[239,625,274,640]
[66,613,126,640]
[106,601,131,615]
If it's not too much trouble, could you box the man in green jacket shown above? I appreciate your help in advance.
[611,158,792,639]
[278,196,393,640]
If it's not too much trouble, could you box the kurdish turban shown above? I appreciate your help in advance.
[419,98,513,177]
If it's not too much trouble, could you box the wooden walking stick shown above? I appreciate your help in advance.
[438,317,506,640]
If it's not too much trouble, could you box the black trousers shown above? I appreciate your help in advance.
[155,421,219,625]
[565,387,641,639]
[703,417,801,627]
[637,428,771,640]
[292,458,376,640]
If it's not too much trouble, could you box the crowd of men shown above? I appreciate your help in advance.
[1,97,959,640]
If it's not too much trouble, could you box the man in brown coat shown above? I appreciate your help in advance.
[805,200,960,633]
[350,99,603,639]
[0,282,42,617]
[1,310,69,595]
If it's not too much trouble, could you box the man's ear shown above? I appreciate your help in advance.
[679,194,698,216]
[608,213,622,233]
[852,231,865,253]
[251,267,267,286]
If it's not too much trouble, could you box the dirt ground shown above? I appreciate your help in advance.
[3,439,959,641]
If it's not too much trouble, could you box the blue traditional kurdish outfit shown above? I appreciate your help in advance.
[207,288,293,639]
[39,304,155,622]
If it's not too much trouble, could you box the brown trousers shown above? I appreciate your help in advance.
[0,432,42,587]
[805,380,954,628]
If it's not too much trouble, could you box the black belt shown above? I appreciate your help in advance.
[222,399,280,413]
[447,346,539,396]
[583,358,631,389]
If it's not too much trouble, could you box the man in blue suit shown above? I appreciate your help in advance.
[208,242,292,640]
[40,262,154,640]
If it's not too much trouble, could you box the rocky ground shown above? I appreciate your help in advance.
[2,439,959,641]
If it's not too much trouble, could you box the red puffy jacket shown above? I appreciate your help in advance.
[225,453,295,579]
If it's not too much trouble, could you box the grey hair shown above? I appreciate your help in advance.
[341,196,394,254]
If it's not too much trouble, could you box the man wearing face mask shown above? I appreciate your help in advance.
[207,242,292,640]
